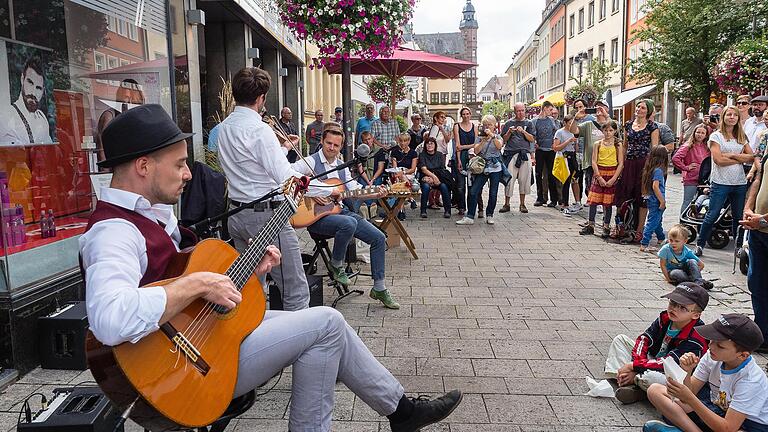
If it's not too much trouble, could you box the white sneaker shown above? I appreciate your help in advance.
[486,217,494,225]
[562,208,572,217]
[456,217,475,225]
[597,205,603,214]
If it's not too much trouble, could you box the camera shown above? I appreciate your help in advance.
[584,107,598,114]
[709,114,720,124]
[478,129,488,137]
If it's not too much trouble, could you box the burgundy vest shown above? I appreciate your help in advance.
[83,201,197,285]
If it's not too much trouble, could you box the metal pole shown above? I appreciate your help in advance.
[342,59,353,160]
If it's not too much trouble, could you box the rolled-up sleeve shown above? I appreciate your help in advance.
[80,220,167,346]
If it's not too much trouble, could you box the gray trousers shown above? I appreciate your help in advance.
[604,334,667,391]
[228,207,309,311]
[234,307,404,431]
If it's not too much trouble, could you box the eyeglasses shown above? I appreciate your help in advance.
[737,101,751,106]
[668,300,696,313]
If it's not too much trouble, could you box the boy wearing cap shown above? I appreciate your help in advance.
[643,314,768,432]
[604,283,709,404]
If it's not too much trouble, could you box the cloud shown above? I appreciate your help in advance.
[412,0,544,92]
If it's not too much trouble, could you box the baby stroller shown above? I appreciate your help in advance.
[679,157,733,249]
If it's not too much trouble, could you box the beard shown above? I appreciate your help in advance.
[22,92,39,113]
[753,108,765,119]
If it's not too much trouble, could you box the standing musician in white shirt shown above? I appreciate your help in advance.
[80,103,463,432]
[216,67,337,311]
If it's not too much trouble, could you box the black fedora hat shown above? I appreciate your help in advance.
[98,104,193,168]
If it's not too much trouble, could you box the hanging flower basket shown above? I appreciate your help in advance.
[366,76,407,105]
[277,0,416,68]
[565,84,599,107]
[712,38,768,96]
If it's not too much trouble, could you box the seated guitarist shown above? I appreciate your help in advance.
[292,122,400,309]
[80,104,462,431]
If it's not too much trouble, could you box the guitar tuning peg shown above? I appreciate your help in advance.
[247,238,253,245]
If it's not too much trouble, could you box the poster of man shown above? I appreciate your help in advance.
[0,41,56,146]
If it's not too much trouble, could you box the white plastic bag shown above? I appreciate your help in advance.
[584,376,615,398]
[663,357,687,383]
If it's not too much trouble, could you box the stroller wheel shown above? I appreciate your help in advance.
[738,248,749,275]
[682,225,697,244]
[708,229,730,249]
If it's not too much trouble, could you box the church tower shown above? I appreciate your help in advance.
[459,0,478,104]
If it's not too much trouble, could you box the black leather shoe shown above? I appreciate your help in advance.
[390,390,463,432]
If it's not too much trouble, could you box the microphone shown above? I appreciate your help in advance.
[355,143,371,161]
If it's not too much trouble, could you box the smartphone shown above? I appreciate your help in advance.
[584,107,598,114]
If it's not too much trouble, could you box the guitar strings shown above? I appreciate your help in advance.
[182,202,294,350]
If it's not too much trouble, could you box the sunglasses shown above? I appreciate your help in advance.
[737,101,751,106]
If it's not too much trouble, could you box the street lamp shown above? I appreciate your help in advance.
[573,52,588,84]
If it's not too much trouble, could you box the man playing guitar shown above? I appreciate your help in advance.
[80,103,462,431]
[292,122,401,309]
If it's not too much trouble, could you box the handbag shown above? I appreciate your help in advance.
[552,151,570,184]
[467,139,491,175]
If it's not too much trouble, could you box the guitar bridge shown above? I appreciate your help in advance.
[160,323,211,375]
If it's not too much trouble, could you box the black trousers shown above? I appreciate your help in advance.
[535,149,559,203]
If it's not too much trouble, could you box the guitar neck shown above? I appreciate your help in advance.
[226,200,295,289]
[340,186,379,199]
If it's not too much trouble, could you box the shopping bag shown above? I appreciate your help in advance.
[552,151,570,184]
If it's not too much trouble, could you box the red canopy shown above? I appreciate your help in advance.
[324,47,475,79]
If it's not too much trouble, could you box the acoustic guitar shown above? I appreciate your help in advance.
[290,177,386,228]
[86,177,308,431]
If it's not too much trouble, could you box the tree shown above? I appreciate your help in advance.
[366,76,408,113]
[481,100,507,121]
[630,0,767,109]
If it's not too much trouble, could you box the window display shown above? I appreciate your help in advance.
[0,0,171,289]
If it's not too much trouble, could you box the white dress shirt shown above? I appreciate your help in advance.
[291,151,362,191]
[744,116,767,153]
[217,106,328,201]
[79,188,180,346]
[0,98,53,146]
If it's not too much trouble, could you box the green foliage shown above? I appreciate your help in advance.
[630,0,767,109]
[395,115,408,133]
[566,60,619,106]
[712,37,768,95]
[481,100,507,121]
[366,76,408,110]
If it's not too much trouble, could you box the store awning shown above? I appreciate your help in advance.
[545,92,566,107]
[611,84,656,108]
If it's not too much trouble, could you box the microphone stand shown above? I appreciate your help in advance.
[187,156,370,236]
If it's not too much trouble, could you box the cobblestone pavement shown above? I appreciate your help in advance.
[1,171,765,432]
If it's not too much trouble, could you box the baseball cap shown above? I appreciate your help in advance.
[695,314,765,352]
[661,282,709,311]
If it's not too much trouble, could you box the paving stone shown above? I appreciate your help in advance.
[456,305,503,319]
[385,338,439,357]
[458,328,511,339]
[417,358,475,376]
[472,359,533,377]
[547,395,629,426]
[528,360,592,378]
[491,340,549,359]
[412,304,458,318]
[484,394,557,424]
[542,341,604,360]
[504,377,572,396]
[409,327,461,339]
[443,376,508,394]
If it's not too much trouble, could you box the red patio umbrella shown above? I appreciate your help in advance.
[324,47,476,112]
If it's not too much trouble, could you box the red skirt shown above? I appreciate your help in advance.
[587,165,618,206]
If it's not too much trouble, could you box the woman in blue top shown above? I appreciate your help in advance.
[453,107,478,216]
[640,145,669,252]
[457,115,505,225]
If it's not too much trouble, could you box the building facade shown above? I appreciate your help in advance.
[548,1,568,93]
[564,0,623,94]
[0,0,304,378]
[512,33,540,105]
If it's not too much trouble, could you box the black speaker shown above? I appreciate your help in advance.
[17,386,122,432]
[38,302,88,370]
[269,274,323,310]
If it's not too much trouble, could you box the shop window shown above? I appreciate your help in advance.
[0,0,171,290]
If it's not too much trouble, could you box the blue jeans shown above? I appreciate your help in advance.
[748,230,768,348]
[359,176,384,207]
[641,198,665,246]
[467,171,501,218]
[697,182,747,248]
[420,181,451,214]
[307,209,386,282]
[681,184,697,215]
[668,259,704,285]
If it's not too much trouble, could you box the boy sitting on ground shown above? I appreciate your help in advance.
[643,314,768,432]
[604,282,709,404]
[658,225,714,290]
